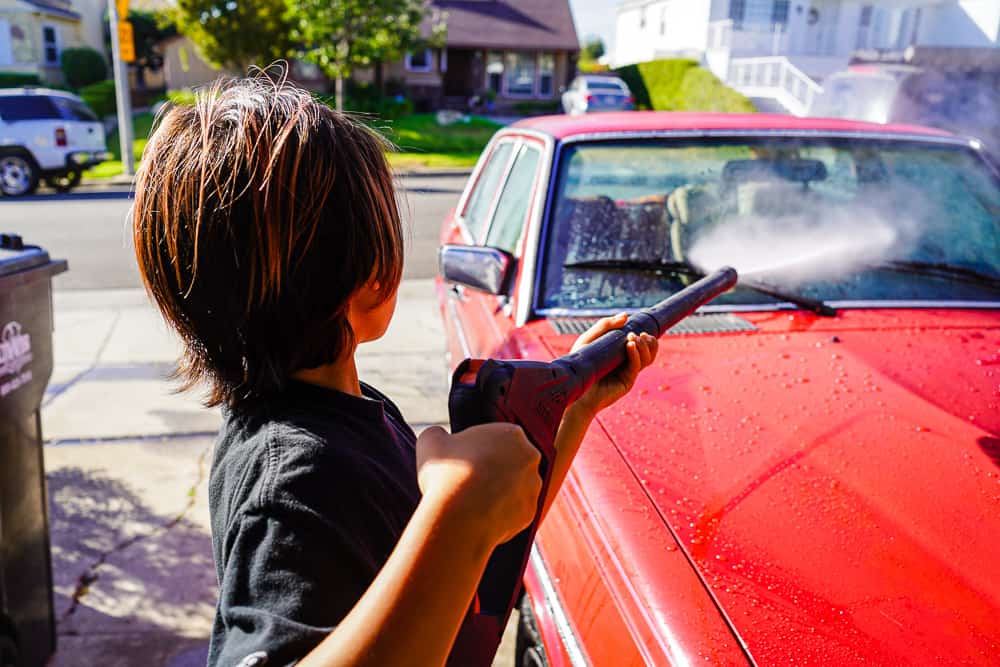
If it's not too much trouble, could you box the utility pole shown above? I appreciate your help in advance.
[108,0,135,176]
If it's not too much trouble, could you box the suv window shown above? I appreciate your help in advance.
[51,96,98,122]
[486,145,541,255]
[463,142,514,241]
[0,96,61,121]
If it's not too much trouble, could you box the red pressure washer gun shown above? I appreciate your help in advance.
[445,267,738,666]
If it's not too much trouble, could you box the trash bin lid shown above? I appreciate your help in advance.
[0,245,51,278]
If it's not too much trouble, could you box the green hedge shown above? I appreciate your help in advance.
[614,59,756,113]
[0,72,42,88]
[79,80,117,119]
[61,47,107,89]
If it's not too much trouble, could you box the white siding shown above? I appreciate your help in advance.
[918,0,1000,46]
[0,19,13,66]
[614,0,713,66]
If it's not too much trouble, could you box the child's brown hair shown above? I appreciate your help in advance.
[133,74,403,407]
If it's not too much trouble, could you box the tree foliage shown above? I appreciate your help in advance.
[291,0,445,80]
[171,0,297,71]
[582,37,605,61]
[128,10,177,72]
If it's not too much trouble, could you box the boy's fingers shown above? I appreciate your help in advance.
[572,312,628,352]
[638,334,657,367]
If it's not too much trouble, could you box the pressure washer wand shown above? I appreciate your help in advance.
[446,266,738,666]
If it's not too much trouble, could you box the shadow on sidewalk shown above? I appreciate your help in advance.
[46,467,216,666]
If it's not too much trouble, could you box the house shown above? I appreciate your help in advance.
[613,0,1000,114]
[156,0,580,110]
[0,0,87,84]
[354,0,580,110]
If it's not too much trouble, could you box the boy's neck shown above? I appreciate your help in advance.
[292,353,363,397]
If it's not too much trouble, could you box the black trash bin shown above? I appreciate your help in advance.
[0,234,66,667]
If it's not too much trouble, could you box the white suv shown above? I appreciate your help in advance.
[0,88,111,196]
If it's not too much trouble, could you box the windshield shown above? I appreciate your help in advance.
[539,138,1000,313]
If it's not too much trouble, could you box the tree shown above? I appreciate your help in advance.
[103,10,177,88]
[582,37,606,61]
[289,0,446,109]
[170,0,296,72]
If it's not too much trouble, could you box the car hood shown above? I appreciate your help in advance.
[540,310,1000,664]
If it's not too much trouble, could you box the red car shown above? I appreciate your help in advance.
[435,112,1000,666]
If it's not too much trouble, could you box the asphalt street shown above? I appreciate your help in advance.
[0,173,469,290]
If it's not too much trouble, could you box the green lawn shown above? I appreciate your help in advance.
[374,114,502,169]
[83,112,501,179]
[82,111,155,180]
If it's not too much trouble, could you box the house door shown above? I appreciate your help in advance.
[801,3,838,55]
[444,49,478,97]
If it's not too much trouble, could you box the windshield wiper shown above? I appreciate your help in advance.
[563,258,700,275]
[868,260,1000,292]
[563,258,837,316]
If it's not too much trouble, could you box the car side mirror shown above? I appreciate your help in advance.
[439,244,515,295]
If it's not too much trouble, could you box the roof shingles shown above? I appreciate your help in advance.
[434,0,580,51]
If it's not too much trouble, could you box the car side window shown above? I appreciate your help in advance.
[463,142,514,242]
[485,145,541,255]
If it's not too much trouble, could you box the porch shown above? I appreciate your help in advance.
[704,0,979,116]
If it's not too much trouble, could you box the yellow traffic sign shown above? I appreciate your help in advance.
[116,0,129,19]
[117,20,135,63]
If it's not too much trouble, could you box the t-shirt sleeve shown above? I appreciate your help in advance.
[210,503,374,667]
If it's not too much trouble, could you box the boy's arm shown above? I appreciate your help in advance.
[299,423,539,667]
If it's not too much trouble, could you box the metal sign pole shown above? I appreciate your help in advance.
[108,0,135,176]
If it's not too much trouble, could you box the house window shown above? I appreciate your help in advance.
[729,0,747,28]
[772,0,790,25]
[405,49,432,72]
[538,54,555,96]
[505,51,535,97]
[42,24,59,66]
[486,52,504,94]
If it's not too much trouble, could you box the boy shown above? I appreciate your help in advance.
[132,74,657,667]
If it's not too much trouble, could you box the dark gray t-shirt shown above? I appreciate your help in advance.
[207,380,420,667]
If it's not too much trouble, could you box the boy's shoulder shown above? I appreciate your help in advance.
[209,380,416,527]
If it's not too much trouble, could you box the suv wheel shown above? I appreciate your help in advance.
[0,153,40,197]
[46,169,82,193]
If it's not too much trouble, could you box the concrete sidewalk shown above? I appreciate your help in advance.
[42,279,468,665]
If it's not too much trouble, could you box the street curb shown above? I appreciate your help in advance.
[77,168,472,190]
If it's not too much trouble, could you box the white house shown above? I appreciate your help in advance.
[614,0,1000,114]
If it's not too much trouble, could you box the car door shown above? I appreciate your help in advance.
[441,139,544,367]
[476,141,543,358]
[441,139,516,370]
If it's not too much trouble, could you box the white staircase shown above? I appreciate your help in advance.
[726,57,823,117]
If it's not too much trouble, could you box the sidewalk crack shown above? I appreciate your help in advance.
[60,444,210,622]
[43,309,123,409]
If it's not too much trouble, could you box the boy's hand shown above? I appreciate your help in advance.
[569,313,658,417]
[416,423,542,547]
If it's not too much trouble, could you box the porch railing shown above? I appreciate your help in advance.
[708,19,789,56]
[727,56,823,116]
